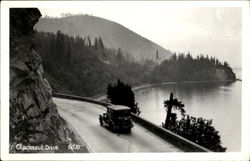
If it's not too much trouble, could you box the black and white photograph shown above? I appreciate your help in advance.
[1,1,250,160]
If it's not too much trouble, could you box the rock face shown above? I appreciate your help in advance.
[9,8,88,153]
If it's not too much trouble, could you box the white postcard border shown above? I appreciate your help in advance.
[1,1,249,160]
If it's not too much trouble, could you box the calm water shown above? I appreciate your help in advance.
[135,70,242,152]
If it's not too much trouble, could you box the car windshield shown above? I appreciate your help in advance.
[114,110,130,117]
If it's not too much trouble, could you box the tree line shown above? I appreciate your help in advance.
[151,52,236,82]
[34,30,236,97]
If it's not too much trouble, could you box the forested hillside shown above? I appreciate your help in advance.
[34,31,155,97]
[34,14,172,62]
[34,31,236,97]
[150,53,236,83]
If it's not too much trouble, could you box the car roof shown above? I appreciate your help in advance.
[107,105,130,111]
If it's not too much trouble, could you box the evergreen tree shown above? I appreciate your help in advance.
[107,80,140,115]
[162,93,226,152]
[116,48,124,64]
[156,49,159,61]
[163,93,185,129]
[66,43,72,64]
[87,35,91,47]
[223,61,229,67]
[94,37,98,49]
[98,36,104,49]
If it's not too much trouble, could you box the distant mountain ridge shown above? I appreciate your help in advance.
[34,15,172,62]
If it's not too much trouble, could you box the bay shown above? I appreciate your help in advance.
[134,70,242,152]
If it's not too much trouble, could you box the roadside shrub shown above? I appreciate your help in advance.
[174,115,226,152]
[163,93,226,152]
[107,79,141,115]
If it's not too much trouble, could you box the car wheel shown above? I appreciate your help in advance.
[99,116,103,126]
[109,123,114,132]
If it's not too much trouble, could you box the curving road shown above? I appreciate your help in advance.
[53,98,183,152]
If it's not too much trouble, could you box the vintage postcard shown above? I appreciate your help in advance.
[1,1,249,160]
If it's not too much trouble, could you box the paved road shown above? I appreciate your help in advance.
[53,98,183,152]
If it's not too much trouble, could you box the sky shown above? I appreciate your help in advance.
[39,2,242,68]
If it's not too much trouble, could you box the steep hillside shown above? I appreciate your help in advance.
[9,8,88,153]
[34,15,172,62]
[34,31,155,97]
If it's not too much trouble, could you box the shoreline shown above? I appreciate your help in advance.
[132,79,237,92]
[95,79,238,101]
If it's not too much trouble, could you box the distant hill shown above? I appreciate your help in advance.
[34,15,172,62]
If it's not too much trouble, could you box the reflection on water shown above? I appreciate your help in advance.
[135,81,241,152]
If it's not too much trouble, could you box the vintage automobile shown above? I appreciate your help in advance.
[99,105,133,132]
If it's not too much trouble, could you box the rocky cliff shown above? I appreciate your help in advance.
[9,8,88,153]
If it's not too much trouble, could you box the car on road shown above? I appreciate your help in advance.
[99,105,133,133]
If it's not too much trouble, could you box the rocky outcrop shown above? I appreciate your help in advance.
[9,8,88,153]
